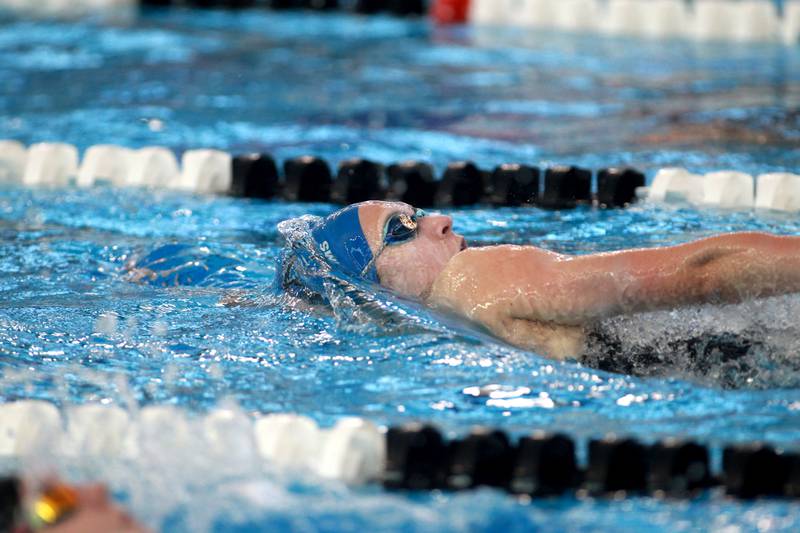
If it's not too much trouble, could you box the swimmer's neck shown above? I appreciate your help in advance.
[423,249,470,304]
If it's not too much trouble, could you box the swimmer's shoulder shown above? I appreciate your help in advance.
[438,244,560,278]
[428,245,556,309]
[443,243,542,266]
[433,246,515,285]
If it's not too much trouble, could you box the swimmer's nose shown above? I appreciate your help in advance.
[422,214,453,239]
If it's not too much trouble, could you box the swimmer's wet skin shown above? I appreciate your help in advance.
[298,201,800,361]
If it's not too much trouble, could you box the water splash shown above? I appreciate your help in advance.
[585,295,800,389]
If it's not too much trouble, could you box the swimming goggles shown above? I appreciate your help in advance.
[360,208,427,278]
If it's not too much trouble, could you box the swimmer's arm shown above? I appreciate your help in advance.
[429,234,800,356]
[514,232,800,324]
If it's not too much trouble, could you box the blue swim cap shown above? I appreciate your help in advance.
[310,204,378,283]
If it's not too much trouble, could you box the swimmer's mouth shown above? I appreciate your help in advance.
[460,237,467,251]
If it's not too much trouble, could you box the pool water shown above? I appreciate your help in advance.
[1,7,800,532]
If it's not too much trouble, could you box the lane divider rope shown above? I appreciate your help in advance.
[0,0,428,19]
[1,1,797,45]
[434,0,800,46]
[2,140,799,210]
[0,401,798,499]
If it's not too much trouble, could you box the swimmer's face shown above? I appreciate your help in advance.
[358,201,467,299]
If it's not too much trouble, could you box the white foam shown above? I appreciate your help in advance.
[702,171,754,208]
[22,142,79,186]
[591,294,800,388]
[755,172,800,212]
[78,144,133,187]
[254,414,321,470]
[316,418,385,484]
[648,167,704,204]
[127,147,180,188]
[180,149,233,194]
[0,140,26,183]
[0,400,62,456]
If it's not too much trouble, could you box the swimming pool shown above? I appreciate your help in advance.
[1,6,800,531]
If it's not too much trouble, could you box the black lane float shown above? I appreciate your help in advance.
[384,424,800,501]
[230,152,645,208]
[140,0,427,16]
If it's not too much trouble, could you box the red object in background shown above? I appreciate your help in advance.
[431,0,470,24]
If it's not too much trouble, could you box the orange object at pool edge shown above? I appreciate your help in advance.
[432,0,470,24]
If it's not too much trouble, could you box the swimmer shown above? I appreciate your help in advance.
[286,201,800,361]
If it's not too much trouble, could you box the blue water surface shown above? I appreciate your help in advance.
[1,7,800,532]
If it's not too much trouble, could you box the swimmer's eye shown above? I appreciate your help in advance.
[384,209,426,245]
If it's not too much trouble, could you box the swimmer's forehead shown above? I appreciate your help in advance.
[356,201,415,253]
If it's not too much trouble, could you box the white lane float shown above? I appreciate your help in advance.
[134,405,195,462]
[732,0,781,42]
[648,167,705,204]
[517,0,559,29]
[469,0,508,25]
[641,0,689,39]
[755,172,800,211]
[785,1,800,45]
[19,0,92,18]
[254,414,322,470]
[64,404,133,457]
[127,146,180,188]
[463,0,787,44]
[693,0,780,43]
[0,400,62,456]
[603,0,651,37]
[702,171,755,208]
[0,0,136,18]
[203,407,260,478]
[316,417,385,484]
[552,0,600,32]
[22,142,79,187]
[77,144,133,187]
[0,140,27,183]
[179,149,233,194]
[203,408,255,452]
[692,0,738,42]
